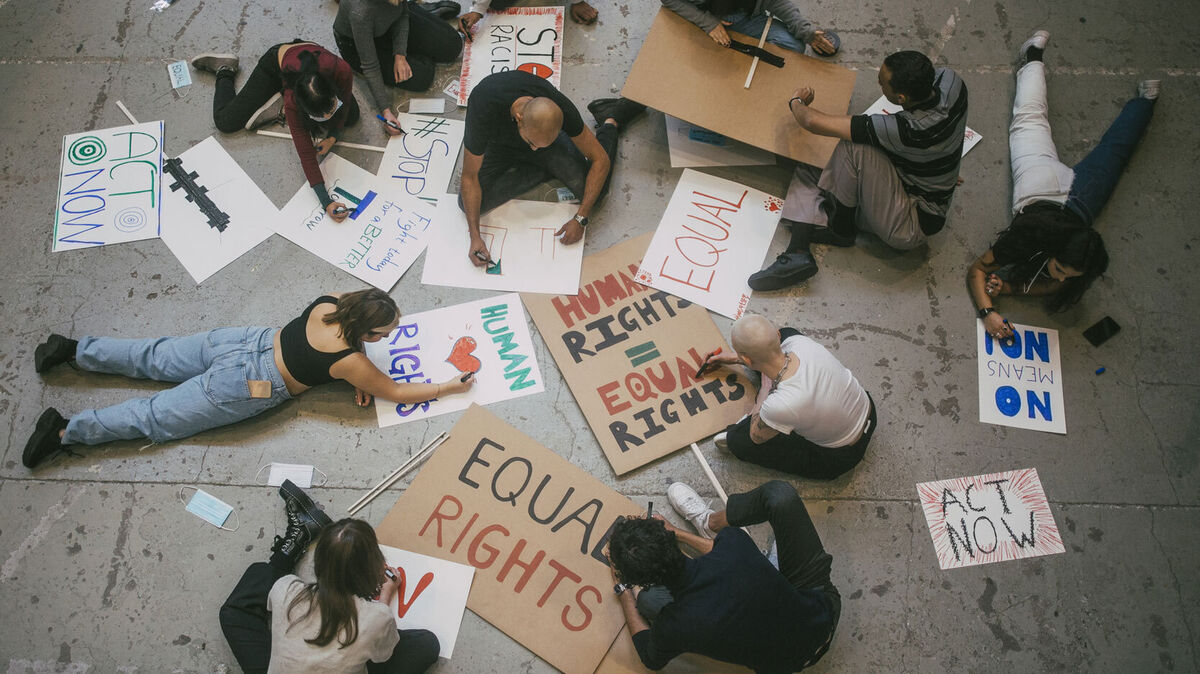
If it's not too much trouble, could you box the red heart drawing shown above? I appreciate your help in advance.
[446,336,482,374]
[765,197,783,213]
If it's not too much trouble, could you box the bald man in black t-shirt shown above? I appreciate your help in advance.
[458,71,645,266]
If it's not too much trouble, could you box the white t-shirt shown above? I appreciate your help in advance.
[757,335,870,448]
[267,575,400,674]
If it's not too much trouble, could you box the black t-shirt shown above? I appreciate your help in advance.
[463,71,585,155]
[631,528,834,673]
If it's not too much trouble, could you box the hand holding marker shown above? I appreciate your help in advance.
[375,114,404,134]
[695,348,724,377]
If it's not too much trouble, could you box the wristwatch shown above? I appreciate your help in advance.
[613,582,629,595]
[573,213,589,228]
[978,307,996,319]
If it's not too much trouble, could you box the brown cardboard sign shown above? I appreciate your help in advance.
[522,234,753,475]
[375,404,642,674]
[622,8,857,168]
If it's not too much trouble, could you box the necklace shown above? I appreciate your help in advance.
[768,353,792,394]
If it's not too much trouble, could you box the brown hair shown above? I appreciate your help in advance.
[322,289,399,350]
[286,519,387,648]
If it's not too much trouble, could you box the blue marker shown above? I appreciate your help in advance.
[375,114,404,133]
[1095,367,1106,375]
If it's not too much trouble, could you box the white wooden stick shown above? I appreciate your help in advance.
[255,129,386,153]
[743,13,773,89]
[690,442,728,503]
[347,431,449,515]
[115,100,139,125]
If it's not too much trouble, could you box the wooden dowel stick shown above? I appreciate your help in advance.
[743,14,773,89]
[115,100,139,124]
[690,442,728,503]
[256,129,386,153]
[348,432,448,515]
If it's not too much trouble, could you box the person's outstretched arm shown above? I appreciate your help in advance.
[788,88,852,139]
[333,354,475,405]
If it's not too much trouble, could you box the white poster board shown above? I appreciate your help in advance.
[421,196,584,295]
[636,169,781,319]
[54,121,164,251]
[364,293,544,427]
[379,545,475,658]
[377,114,465,206]
[665,115,776,168]
[976,320,1065,434]
[160,137,276,283]
[458,6,565,106]
[863,95,982,156]
[273,153,434,291]
[917,468,1065,570]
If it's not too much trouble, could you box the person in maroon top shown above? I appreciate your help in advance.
[192,42,361,223]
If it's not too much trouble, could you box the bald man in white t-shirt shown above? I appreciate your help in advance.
[701,315,876,479]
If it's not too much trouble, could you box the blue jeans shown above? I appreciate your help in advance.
[723,11,805,52]
[63,327,292,445]
[1065,97,1156,226]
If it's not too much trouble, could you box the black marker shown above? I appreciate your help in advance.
[384,568,396,581]
[647,501,653,519]
[473,250,496,266]
[332,206,352,216]
[460,371,475,383]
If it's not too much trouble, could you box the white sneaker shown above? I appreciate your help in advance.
[713,432,728,452]
[1017,30,1050,65]
[1138,79,1161,101]
[667,482,716,539]
[245,92,284,131]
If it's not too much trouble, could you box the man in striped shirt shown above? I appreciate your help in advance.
[749,51,969,290]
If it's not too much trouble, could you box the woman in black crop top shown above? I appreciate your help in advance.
[22,289,475,469]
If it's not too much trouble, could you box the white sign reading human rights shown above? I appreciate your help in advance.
[274,153,434,291]
[976,320,1065,434]
[665,115,776,168]
[363,293,544,428]
[864,96,982,156]
[917,468,1065,570]
[636,169,781,319]
[421,196,584,295]
[160,137,276,283]
[378,545,475,658]
[377,114,465,206]
[458,6,564,106]
[54,120,165,251]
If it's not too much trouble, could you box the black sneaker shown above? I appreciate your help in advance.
[810,226,856,247]
[279,479,333,541]
[23,408,68,469]
[34,334,78,373]
[747,252,818,291]
[586,97,647,128]
[422,0,460,20]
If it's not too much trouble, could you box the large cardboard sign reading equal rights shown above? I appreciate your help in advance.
[458,6,564,107]
[377,114,465,206]
[622,8,856,167]
[917,468,1065,570]
[636,169,781,320]
[55,121,164,251]
[976,320,1066,434]
[523,234,753,475]
[376,405,642,674]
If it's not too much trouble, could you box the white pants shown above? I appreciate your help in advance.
[1009,62,1075,214]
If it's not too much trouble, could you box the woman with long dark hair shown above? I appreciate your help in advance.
[220,485,440,673]
[969,30,1159,339]
[23,290,475,469]
[190,42,362,222]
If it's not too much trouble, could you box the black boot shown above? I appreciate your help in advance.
[422,0,461,20]
[23,408,68,469]
[747,251,819,291]
[270,503,315,568]
[279,479,333,541]
[34,334,78,373]
[586,97,647,128]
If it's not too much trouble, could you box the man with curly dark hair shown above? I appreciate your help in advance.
[607,480,840,672]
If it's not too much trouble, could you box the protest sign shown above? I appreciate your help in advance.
[273,153,434,291]
[160,137,275,283]
[523,234,753,475]
[363,294,544,427]
[458,6,564,106]
[422,196,584,295]
[378,545,475,658]
[377,114,465,206]
[376,404,643,674]
[863,95,982,156]
[636,169,780,319]
[665,115,775,169]
[917,468,1065,570]
[976,320,1066,434]
[54,120,164,251]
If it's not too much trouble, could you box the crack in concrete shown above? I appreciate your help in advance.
[1148,508,1199,665]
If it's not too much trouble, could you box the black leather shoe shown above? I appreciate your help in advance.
[23,408,68,469]
[810,226,856,247]
[586,97,647,128]
[747,252,818,291]
[423,0,461,20]
[279,479,333,541]
[34,334,78,373]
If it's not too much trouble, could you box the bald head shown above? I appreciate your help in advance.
[519,97,564,148]
[731,314,782,365]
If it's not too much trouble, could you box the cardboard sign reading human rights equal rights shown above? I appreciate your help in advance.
[917,468,1065,570]
[375,405,643,674]
[522,234,754,475]
[636,169,781,320]
[976,320,1066,434]
[458,6,565,107]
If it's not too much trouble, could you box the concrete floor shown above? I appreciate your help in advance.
[1,0,1198,671]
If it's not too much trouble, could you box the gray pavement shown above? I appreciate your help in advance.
[1,0,1198,671]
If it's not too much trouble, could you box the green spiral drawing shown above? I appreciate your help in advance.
[67,136,106,165]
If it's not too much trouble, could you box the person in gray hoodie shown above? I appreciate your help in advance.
[661,0,840,56]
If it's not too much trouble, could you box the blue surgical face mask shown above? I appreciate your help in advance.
[309,98,343,122]
[179,487,239,531]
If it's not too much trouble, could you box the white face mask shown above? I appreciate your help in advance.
[254,462,328,488]
[308,98,343,122]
